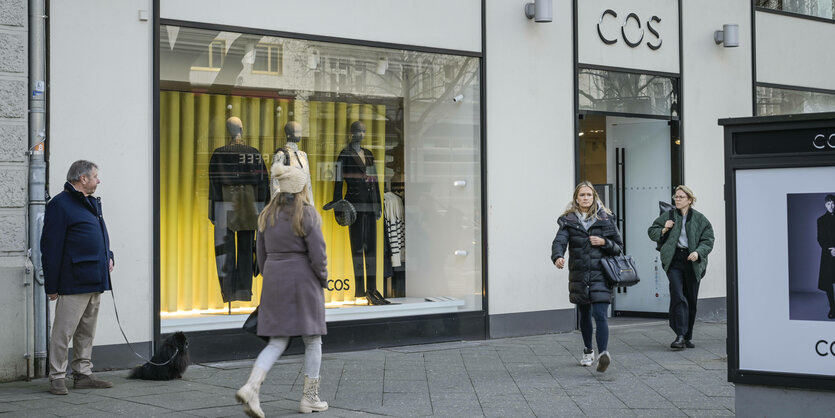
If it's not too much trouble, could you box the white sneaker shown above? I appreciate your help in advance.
[580,349,594,366]
[597,351,611,372]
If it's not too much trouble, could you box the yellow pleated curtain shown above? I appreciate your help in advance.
[160,90,386,315]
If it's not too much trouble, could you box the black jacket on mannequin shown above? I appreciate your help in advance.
[208,143,269,302]
[332,145,381,296]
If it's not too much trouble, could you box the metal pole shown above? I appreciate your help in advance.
[29,0,48,378]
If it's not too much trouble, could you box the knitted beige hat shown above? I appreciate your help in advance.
[270,163,306,194]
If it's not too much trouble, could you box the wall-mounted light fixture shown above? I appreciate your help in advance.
[307,49,320,69]
[714,24,739,48]
[524,0,553,23]
[375,56,388,75]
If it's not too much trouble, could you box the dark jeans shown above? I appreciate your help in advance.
[578,302,609,352]
[214,228,254,303]
[667,248,700,340]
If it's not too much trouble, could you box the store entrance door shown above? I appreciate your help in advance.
[578,114,679,314]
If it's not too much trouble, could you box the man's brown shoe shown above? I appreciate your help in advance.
[73,373,113,389]
[50,378,68,395]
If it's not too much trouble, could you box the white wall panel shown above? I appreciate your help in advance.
[756,11,835,91]
[49,0,154,345]
[578,0,679,74]
[161,0,482,53]
[681,0,751,300]
[486,0,575,315]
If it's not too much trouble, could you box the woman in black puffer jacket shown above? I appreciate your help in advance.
[551,181,623,373]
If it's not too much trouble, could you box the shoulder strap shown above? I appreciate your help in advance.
[274,148,291,166]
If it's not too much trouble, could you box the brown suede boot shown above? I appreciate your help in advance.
[50,378,68,395]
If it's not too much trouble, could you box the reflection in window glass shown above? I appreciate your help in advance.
[159,25,482,328]
[756,0,835,20]
[757,85,835,115]
[578,68,677,117]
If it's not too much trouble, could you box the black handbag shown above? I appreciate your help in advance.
[242,307,269,342]
[601,252,641,287]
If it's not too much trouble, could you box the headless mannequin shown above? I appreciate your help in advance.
[273,121,314,204]
[208,116,268,303]
[331,121,386,304]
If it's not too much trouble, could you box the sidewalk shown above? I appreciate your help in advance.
[0,319,733,417]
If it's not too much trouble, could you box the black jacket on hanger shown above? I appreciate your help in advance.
[333,145,381,217]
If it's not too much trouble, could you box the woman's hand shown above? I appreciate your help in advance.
[589,235,606,246]
[554,258,565,269]
[688,251,699,262]
[662,220,675,234]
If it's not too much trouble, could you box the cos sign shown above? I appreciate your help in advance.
[813,134,835,150]
[597,9,662,50]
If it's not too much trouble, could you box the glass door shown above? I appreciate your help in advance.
[579,114,679,314]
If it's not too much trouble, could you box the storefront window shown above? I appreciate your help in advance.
[158,25,482,331]
[756,0,835,20]
[578,68,677,117]
[757,85,835,116]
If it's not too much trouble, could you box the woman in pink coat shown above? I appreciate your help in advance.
[236,164,328,417]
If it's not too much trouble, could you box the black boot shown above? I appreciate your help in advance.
[670,335,686,350]
[366,290,384,305]
[372,289,391,304]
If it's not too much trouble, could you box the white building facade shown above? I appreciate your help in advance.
[1,0,834,380]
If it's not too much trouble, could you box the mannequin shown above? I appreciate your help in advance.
[208,116,269,303]
[328,121,387,305]
[273,121,314,204]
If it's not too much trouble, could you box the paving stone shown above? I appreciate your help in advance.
[0,321,741,417]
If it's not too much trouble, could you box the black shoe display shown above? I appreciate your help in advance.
[684,340,695,348]
[670,336,686,350]
[365,290,384,305]
[372,289,391,304]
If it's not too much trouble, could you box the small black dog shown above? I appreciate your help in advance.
[128,331,190,380]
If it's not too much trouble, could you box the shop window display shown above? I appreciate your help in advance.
[158,25,482,330]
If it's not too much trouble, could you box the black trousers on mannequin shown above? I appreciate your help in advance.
[349,212,377,297]
[667,247,700,340]
[825,285,835,314]
[215,227,254,302]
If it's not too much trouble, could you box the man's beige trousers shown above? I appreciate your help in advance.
[49,292,101,381]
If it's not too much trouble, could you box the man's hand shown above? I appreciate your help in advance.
[555,258,565,269]
[109,258,114,273]
[48,294,58,301]
[687,252,699,262]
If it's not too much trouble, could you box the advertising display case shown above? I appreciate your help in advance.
[721,112,835,390]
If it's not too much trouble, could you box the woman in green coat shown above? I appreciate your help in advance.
[648,185,714,350]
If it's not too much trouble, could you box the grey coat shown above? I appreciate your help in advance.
[256,205,328,337]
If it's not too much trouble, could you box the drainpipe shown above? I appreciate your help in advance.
[29,0,48,378]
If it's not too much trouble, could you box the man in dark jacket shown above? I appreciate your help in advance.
[818,194,835,319]
[41,160,115,395]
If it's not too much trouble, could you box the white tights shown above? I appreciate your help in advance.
[254,335,322,378]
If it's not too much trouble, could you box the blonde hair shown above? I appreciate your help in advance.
[562,181,612,217]
[257,186,320,237]
[674,185,697,207]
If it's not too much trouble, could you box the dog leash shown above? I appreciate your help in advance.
[110,288,179,367]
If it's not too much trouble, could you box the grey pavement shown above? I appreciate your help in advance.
[0,319,733,417]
